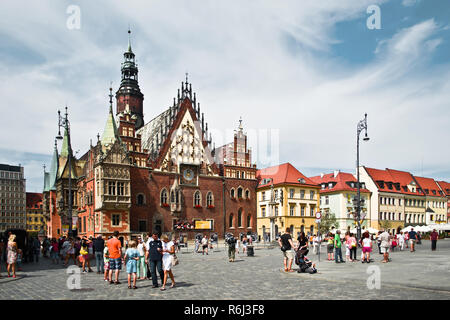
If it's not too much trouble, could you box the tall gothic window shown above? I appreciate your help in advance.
[247,215,251,228]
[137,194,144,205]
[237,187,243,199]
[207,192,214,206]
[160,189,168,205]
[238,208,243,227]
[194,191,201,206]
[229,214,234,228]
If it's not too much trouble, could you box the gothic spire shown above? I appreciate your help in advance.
[101,87,121,146]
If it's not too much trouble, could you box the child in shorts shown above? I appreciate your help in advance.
[103,246,110,282]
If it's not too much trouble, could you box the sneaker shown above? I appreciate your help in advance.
[82,270,87,273]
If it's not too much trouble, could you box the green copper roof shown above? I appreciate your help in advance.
[101,105,121,146]
[60,127,71,158]
[48,143,59,190]
[43,172,50,193]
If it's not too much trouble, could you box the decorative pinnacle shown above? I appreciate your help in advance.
[185,72,189,84]
[109,83,113,110]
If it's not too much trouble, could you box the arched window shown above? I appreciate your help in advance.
[245,189,250,199]
[247,215,251,228]
[230,188,235,199]
[290,225,294,235]
[206,192,214,207]
[137,194,144,205]
[194,191,201,207]
[160,189,168,205]
[229,214,234,228]
[238,208,243,227]
[170,190,175,203]
[237,187,243,199]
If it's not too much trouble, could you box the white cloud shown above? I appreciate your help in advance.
[0,0,449,193]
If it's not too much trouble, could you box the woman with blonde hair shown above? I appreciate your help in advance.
[160,234,176,291]
[7,234,18,278]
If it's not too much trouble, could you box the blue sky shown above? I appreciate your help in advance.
[0,0,449,192]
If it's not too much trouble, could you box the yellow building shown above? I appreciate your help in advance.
[26,192,46,234]
[256,163,320,241]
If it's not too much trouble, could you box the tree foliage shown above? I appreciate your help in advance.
[319,213,340,235]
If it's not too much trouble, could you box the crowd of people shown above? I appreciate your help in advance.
[275,227,443,273]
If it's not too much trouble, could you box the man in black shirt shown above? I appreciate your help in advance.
[145,232,164,288]
[93,235,105,274]
[278,228,296,272]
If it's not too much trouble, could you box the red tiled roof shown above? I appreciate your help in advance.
[26,192,43,209]
[414,176,445,197]
[309,171,371,194]
[257,163,318,188]
[436,181,450,196]
[364,167,424,196]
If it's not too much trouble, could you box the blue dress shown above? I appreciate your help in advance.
[125,248,139,274]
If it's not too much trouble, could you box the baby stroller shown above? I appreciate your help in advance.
[295,248,317,274]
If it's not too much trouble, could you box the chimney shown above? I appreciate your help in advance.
[334,170,339,178]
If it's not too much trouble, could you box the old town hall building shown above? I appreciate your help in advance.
[43,34,257,241]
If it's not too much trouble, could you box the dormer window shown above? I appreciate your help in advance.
[328,183,333,189]
[432,190,436,195]
[321,184,326,190]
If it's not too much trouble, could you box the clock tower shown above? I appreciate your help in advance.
[116,29,145,130]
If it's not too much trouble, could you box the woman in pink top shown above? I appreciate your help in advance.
[361,232,372,263]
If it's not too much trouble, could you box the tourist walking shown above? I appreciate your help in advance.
[278,228,296,272]
[398,232,405,251]
[430,229,438,251]
[242,235,248,254]
[201,235,209,255]
[103,241,110,282]
[80,238,93,273]
[325,233,334,261]
[124,240,139,289]
[50,238,59,264]
[379,229,391,263]
[7,235,18,278]
[361,232,372,263]
[94,235,105,274]
[107,231,122,285]
[136,237,147,279]
[404,231,409,249]
[226,234,237,262]
[160,234,176,291]
[146,232,164,288]
[32,237,41,263]
[408,228,417,252]
[417,232,422,245]
[334,230,345,263]
[376,231,382,254]
[344,232,351,262]
[349,233,357,261]
[235,237,240,254]
[63,238,77,267]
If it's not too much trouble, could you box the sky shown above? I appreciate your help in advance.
[0,0,449,192]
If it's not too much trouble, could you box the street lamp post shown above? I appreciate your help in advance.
[56,107,73,238]
[356,113,369,243]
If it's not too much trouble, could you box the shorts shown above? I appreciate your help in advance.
[282,250,294,260]
[109,258,122,270]
[79,254,88,262]
[380,247,389,254]
[345,247,350,256]
[104,261,110,271]
[202,245,208,249]
[327,244,334,253]
[362,247,372,253]
[409,239,416,245]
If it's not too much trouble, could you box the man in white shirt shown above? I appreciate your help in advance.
[201,235,209,255]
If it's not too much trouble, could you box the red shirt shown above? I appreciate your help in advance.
[107,238,122,259]
[430,232,438,241]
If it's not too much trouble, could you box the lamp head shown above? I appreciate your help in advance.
[363,133,370,141]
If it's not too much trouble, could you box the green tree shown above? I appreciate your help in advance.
[319,213,340,235]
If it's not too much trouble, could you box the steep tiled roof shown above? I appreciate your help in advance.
[364,167,424,196]
[309,172,371,194]
[26,192,43,209]
[436,181,450,196]
[257,163,318,188]
[413,176,445,197]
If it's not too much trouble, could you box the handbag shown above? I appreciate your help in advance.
[172,253,179,266]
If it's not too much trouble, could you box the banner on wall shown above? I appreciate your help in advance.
[195,220,212,230]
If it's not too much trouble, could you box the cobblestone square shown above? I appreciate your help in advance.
[1,240,449,300]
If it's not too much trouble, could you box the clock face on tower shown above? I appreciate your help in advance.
[180,164,198,186]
